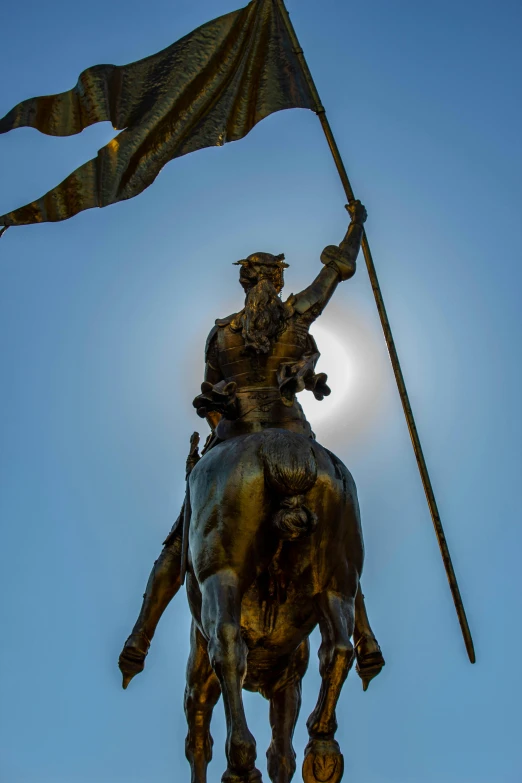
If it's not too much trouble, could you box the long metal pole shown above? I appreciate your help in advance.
[276,0,475,664]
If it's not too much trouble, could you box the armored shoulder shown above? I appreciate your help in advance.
[215,312,239,328]
[205,312,241,364]
[205,325,219,364]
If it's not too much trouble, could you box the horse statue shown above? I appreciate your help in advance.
[119,201,385,783]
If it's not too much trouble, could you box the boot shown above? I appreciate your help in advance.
[118,630,151,689]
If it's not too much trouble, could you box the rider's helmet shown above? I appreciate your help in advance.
[234,252,288,293]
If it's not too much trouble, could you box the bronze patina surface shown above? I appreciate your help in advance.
[119,202,385,783]
[0,0,314,226]
[0,0,475,666]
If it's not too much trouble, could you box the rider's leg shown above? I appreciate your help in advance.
[266,640,309,783]
[119,436,218,687]
[354,585,385,691]
[118,524,182,688]
[185,619,221,783]
[200,570,260,783]
[304,589,355,783]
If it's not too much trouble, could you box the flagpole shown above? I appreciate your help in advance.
[275,0,475,664]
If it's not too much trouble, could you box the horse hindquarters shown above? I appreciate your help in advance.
[188,432,350,782]
[189,431,322,583]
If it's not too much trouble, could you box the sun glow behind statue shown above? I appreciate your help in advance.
[298,306,391,452]
[300,323,353,425]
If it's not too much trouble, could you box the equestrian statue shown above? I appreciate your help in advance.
[118,201,385,783]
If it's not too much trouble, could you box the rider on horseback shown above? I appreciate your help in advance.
[119,201,384,691]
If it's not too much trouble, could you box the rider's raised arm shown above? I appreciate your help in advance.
[292,201,367,321]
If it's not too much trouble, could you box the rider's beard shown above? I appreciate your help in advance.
[241,278,286,354]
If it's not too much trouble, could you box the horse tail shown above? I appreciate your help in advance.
[260,431,318,541]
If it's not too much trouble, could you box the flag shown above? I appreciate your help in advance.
[0,0,316,227]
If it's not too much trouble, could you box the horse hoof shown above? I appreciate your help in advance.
[118,631,150,689]
[302,740,344,783]
[355,635,385,691]
[222,768,263,783]
[267,744,296,783]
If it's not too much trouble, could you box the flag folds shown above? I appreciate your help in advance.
[0,0,315,226]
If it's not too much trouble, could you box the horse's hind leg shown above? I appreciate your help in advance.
[201,571,261,783]
[185,620,221,783]
[266,640,309,783]
[304,590,356,783]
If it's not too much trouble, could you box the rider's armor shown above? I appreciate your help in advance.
[194,208,364,442]
[204,259,350,441]
[209,307,315,439]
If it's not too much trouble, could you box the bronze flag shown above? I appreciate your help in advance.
[0,0,316,226]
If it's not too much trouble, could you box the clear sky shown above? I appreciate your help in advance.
[0,1,521,781]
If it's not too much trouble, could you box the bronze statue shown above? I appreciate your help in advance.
[119,201,385,783]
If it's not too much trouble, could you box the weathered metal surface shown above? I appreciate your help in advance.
[0,0,315,225]
[119,205,385,782]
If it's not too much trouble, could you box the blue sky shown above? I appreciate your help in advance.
[0,1,521,781]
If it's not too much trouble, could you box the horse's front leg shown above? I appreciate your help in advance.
[200,569,261,783]
[304,590,356,783]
